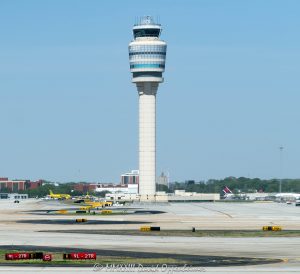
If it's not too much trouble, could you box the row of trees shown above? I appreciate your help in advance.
[168,177,300,194]
[19,182,74,198]
[19,181,111,198]
[14,177,300,198]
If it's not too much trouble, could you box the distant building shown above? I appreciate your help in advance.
[106,193,140,202]
[27,180,43,190]
[72,182,140,194]
[0,193,28,200]
[169,190,220,201]
[157,172,168,186]
[121,170,139,185]
[73,183,97,193]
[95,183,138,194]
[105,190,220,203]
[0,178,27,192]
[0,178,43,192]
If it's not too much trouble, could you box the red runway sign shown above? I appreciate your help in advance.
[5,253,31,260]
[63,252,97,260]
[43,254,52,261]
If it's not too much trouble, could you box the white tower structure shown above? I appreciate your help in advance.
[128,16,167,202]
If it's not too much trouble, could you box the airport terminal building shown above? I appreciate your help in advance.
[0,193,28,200]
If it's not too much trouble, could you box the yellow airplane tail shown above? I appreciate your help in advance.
[49,190,54,195]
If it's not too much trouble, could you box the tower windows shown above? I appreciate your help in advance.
[133,28,161,38]
[130,63,165,69]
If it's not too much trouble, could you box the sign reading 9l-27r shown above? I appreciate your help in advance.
[5,252,43,260]
[5,253,30,260]
[63,252,97,260]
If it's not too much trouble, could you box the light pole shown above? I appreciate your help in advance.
[279,146,284,193]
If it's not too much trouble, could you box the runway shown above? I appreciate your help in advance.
[0,199,299,273]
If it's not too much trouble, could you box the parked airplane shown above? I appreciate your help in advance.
[223,186,232,195]
[222,186,300,203]
[222,187,259,200]
[222,186,235,199]
[49,190,71,200]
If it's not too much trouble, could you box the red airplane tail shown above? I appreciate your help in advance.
[223,186,232,194]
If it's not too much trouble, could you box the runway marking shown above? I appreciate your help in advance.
[192,204,233,218]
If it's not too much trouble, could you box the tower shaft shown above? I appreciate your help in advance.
[137,82,158,201]
[128,16,167,202]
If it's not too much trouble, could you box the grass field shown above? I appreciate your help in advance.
[39,229,300,237]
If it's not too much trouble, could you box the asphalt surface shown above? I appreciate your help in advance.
[17,219,150,225]
[0,199,300,273]
[25,209,165,215]
[0,245,280,267]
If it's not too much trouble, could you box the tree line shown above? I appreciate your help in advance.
[168,177,300,194]
[14,177,300,198]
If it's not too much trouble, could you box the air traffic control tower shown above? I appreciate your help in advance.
[128,16,167,202]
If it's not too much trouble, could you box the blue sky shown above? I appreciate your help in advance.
[0,0,300,182]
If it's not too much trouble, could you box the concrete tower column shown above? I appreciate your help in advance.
[128,16,167,202]
[137,82,158,201]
